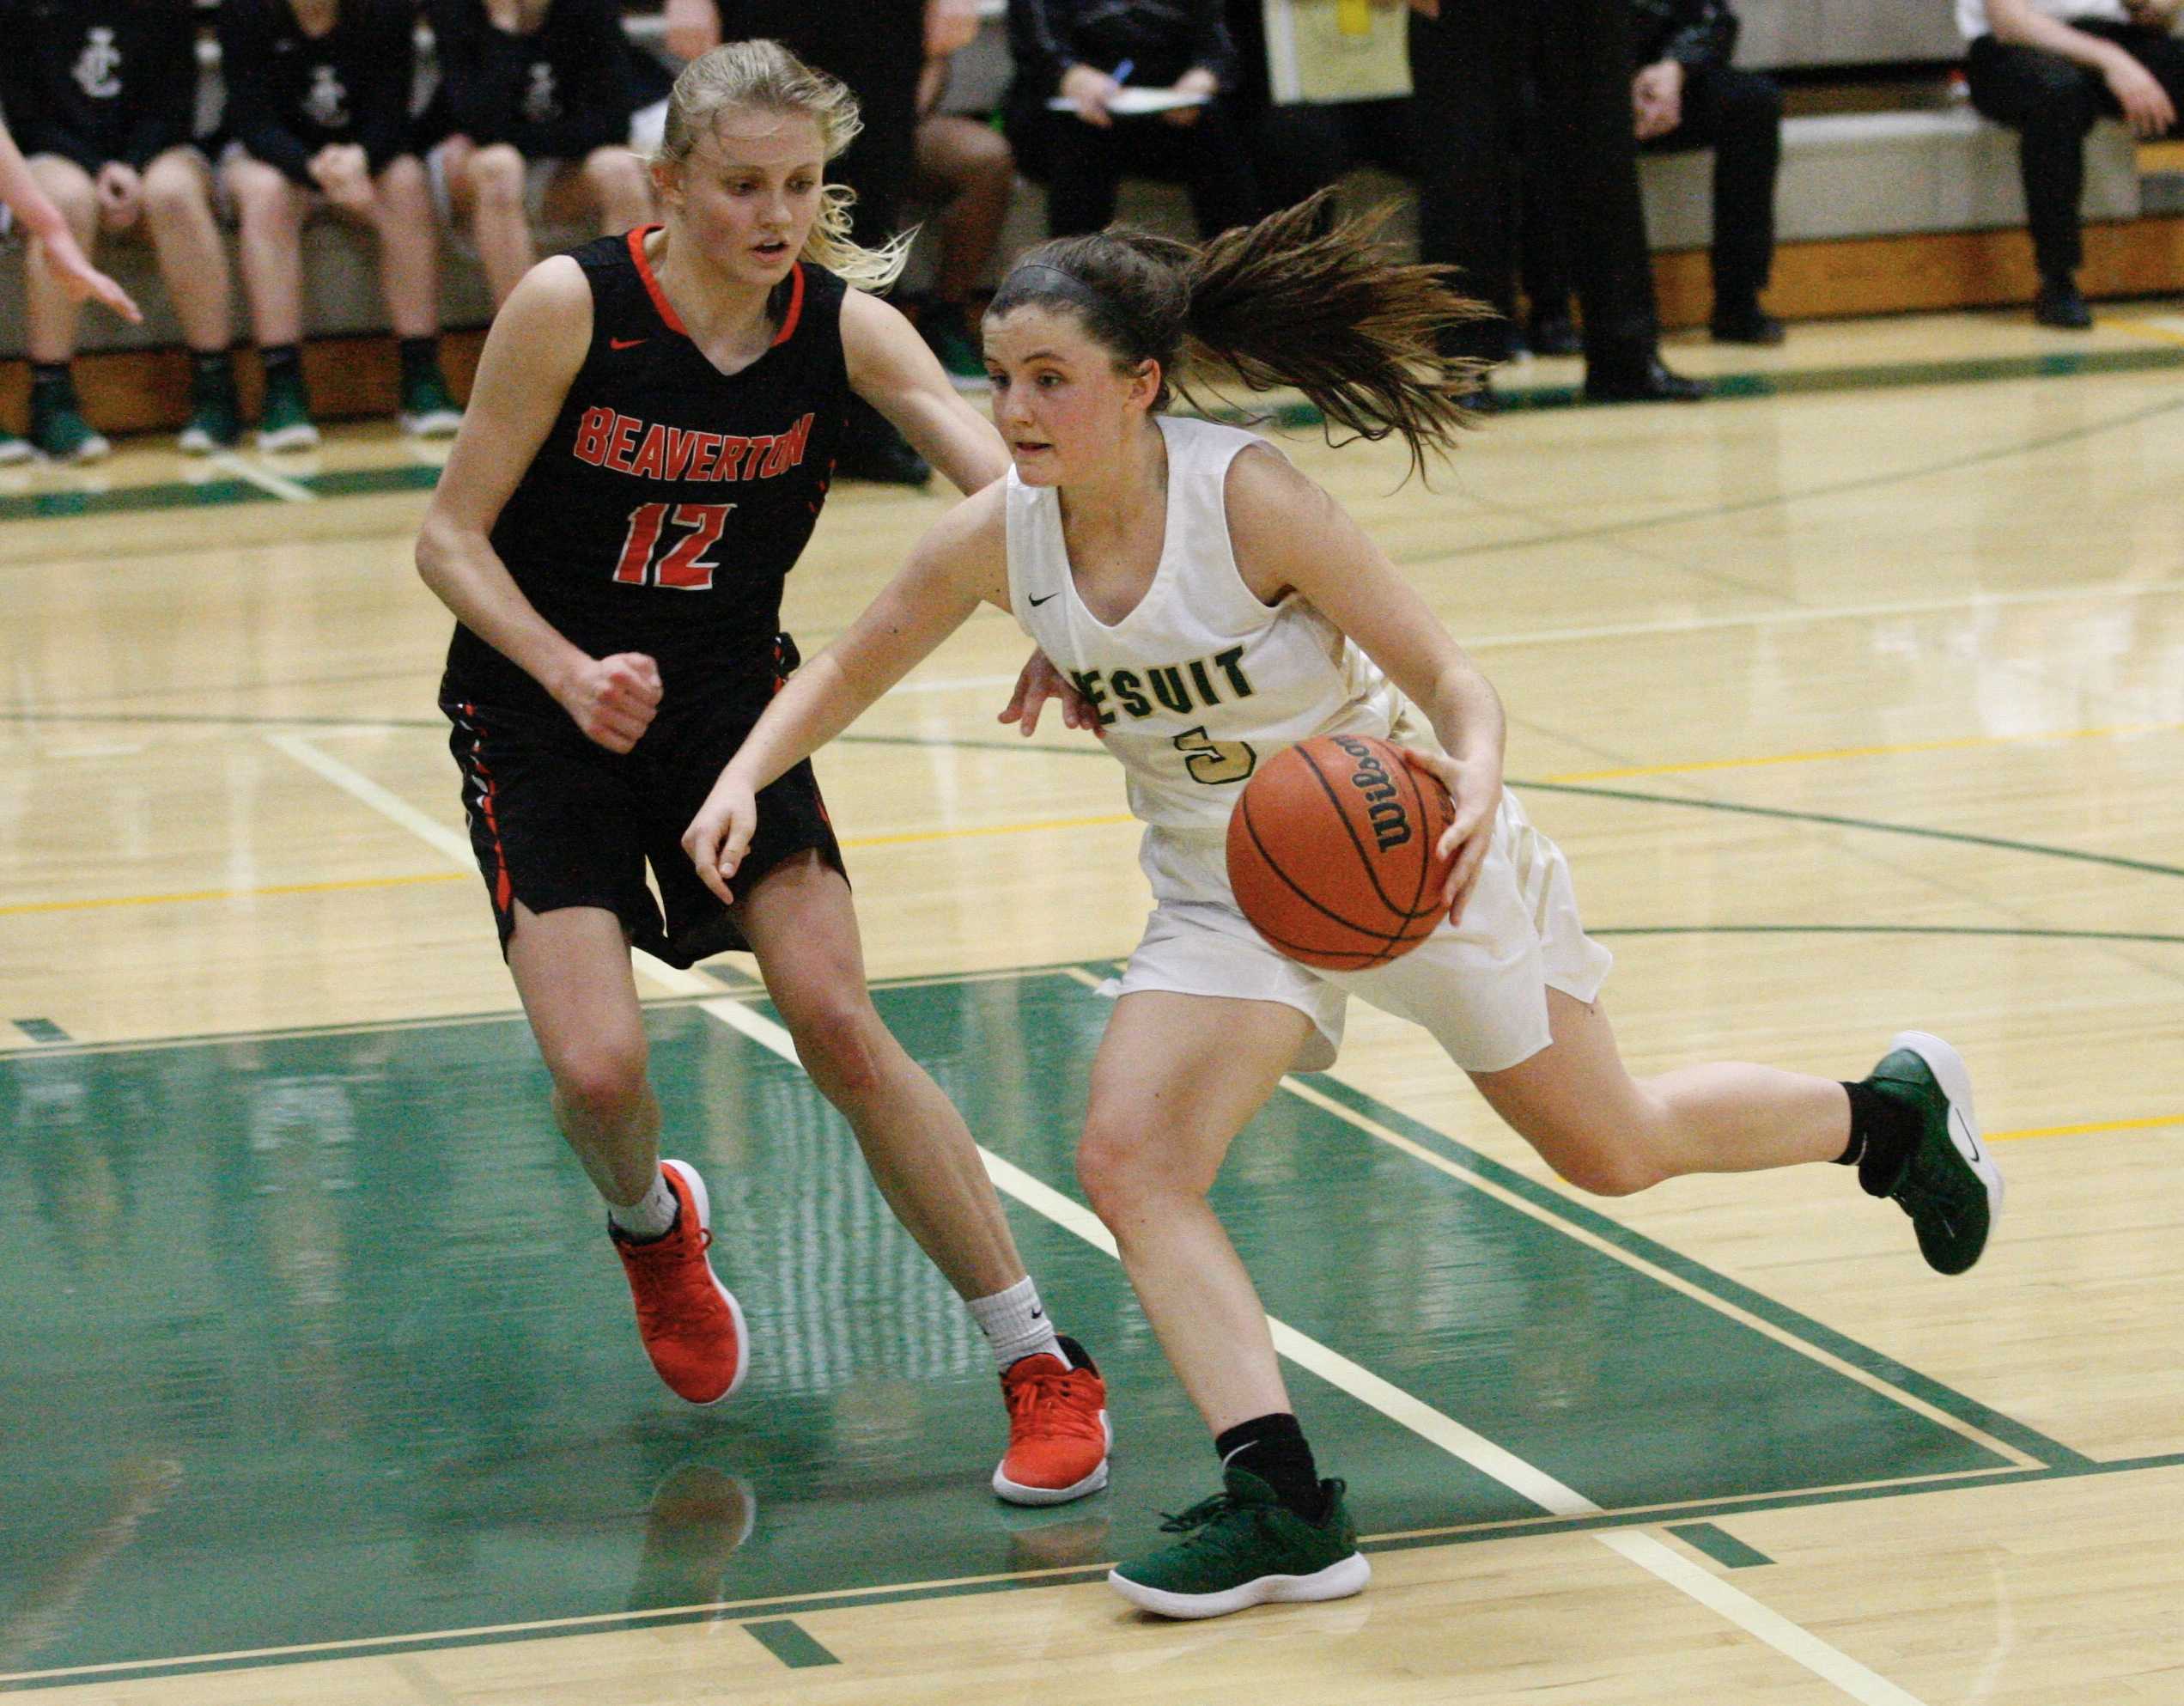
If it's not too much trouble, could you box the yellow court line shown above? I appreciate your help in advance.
[6,713,2177,918]
[0,814,1143,917]
[0,870,464,917]
[842,812,1135,850]
[1990,1114,2181,1142]
[2108,315,2184,350]
[1547,718,2183,785]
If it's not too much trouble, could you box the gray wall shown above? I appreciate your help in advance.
[1734,0,1966,69]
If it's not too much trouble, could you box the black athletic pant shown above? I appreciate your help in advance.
[1031,101,1261,238]
[1966,21,2184,281]
[729,1,923,243]
[1408,0,1659,370]
[1525,64,1782,319]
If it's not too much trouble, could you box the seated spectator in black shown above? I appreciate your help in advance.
[0,115,142,463]
[1221,0,1414,221]
[909,26,1019,387]
[1005,0,1259,238]
[1525,0,1784,345]
[1962,0,2183,328]
[423,0,654,309]
[218,0,462,450]
[0,0,240,460]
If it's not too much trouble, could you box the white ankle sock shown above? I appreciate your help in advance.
[968,1276,1066,1371]
[608,1168,677,1241]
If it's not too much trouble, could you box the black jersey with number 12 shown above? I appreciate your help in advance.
[445,226,850,710]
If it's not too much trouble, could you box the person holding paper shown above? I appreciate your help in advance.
[1005,0,1260,236]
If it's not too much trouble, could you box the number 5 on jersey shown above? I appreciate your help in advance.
[613,501,737,590]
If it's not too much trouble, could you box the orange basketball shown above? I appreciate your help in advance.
[1225,734,1458,970]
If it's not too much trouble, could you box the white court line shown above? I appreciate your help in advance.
[269,728,1927,1705]
[209,453,317,503]
[1456,576,2184,651]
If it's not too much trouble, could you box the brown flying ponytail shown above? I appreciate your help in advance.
[985,189,1493,479]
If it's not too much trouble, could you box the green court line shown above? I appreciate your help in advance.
[1481,344,2184,414]
[1668,1521,1773,1569]
[1298,1071,2095,1471]
[1425,387,2184,564]
[9,1018,69,1043]
[741,1618,840,1668]
[8,346,2182,525]
[1590,924,2184,947]
[836,731,2184,885]
[1522,779,2184,881]
[17,1451,2180,1692]
[0,463,440,523]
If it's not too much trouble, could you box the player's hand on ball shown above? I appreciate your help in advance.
[684,774,759,906]
[999,647,1104,738]
[559,652,661,752]
[1399,746,1499,925]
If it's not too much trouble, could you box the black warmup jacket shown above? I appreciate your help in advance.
[0,0,202,173]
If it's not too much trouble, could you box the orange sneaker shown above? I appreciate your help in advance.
[994,1335,1110,1506]
[611,1160,748,1405]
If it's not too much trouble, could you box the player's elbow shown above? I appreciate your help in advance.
[414,510,469,599]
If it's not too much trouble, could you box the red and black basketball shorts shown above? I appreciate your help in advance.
[439,676,844,969]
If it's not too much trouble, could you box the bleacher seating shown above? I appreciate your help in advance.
[0,3,2163,366]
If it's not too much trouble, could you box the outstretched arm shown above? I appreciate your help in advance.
[842,288,1009,496]
[0,125,139,320]
[684,485,1012,899]
[1225,446,1506,919]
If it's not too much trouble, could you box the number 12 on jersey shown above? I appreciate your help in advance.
[612,501,737,590]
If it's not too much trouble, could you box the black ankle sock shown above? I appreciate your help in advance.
[398,336,441,383]
[29,361,70,397]
[259,343,301,383]
[1838,1079,1919,1195]
[191,348,236,393]
[1214,1412,1324,1522]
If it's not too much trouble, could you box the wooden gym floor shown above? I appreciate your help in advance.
[2,306,2181,1703]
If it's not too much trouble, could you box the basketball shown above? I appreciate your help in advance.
[1225,734,1459,971]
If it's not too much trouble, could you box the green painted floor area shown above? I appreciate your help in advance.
[0,971,2017,1685]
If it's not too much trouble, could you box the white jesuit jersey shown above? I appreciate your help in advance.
[1006,416,1421,895]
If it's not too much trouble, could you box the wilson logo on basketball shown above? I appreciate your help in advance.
[1332,735,1413,851]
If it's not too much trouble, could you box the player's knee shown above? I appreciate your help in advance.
[783,995,887,1106]
[1542,1141,1664,1198]
[551,1033,650,1120]
[141,161,206,222]
[588,149,648,198]
[1076,1113,1195,1224]
[45,170,95,222]
[470,147,526,207]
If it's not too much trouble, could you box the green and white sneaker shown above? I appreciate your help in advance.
[0,430,31,466]
[1862,1031,2003,1276]
[1107,1469,1369,1619]
[398,369,463,438]
[178,380,242,455]
[256,374,320,452]
[30,394,111,462]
